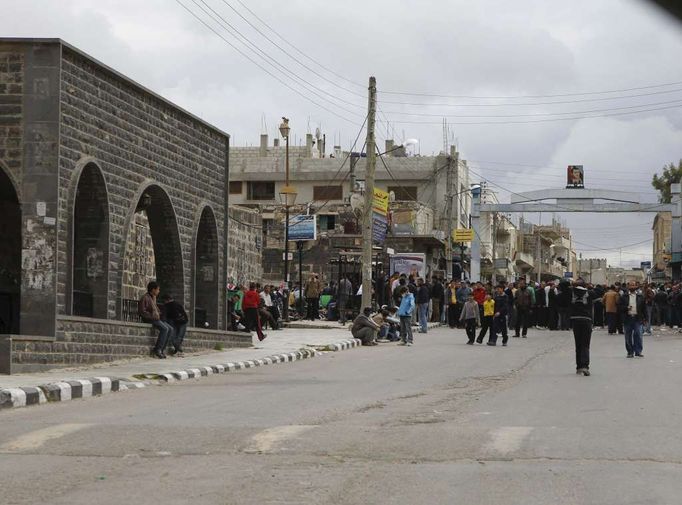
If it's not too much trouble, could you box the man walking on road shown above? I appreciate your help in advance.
[337,275,353,325]
[569,278,595,376]
[620,281,646,358]
[514,279,533,338]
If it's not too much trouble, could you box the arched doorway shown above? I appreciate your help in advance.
[120,185,184,320]
[194,206,219,328]
[72,163,110,318]
[0,167,21,334]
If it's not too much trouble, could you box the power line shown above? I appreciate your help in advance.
[378,86,682,108]
[380,80,682,99]
[381,102,682,125]
[374,98,682,119]
[218,0,366,97]
[174,0,361,125]
[233,0,366,89]
[191,0,365,115]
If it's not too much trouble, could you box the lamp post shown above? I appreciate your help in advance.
[279,118,297,321]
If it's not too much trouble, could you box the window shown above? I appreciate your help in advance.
[313,185,343,201]
[388,186,417,201]
[229,181,243,195]
[318,214,336,231]
[247,181,275,200]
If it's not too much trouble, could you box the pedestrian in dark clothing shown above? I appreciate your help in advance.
[431,278,444,323]
[514,279,533,338]
[416,278,430,333]
[477,294,495,344]
[162,294,188,355]
[569,279,596,376]
[556,280,572,330]
[592,284,605,327]
[490,285,509,346]
[547,283,558,330]
[337,276,353,325]
[351,307,381,346]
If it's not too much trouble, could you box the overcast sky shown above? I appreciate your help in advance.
[4,0,682,268]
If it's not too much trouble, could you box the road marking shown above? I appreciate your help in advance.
[0,423,92,452]
[485,426,533,455]
[244,425,316,453]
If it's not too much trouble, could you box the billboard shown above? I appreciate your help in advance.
[287,214,316,241]
[389,253,426,279]
[566,165,584,188]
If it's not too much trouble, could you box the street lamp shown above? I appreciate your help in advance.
[279,117,297,320]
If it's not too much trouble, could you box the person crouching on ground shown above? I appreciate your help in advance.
[460,294,481,345]
[138,281,174,359]
[351,307,381,346]
[397,286,415,346]
[162,294,188,356]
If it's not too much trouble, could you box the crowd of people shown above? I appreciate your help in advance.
[141,271,676,375]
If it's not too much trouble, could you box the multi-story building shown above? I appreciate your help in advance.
[229,132,472,284]
[516,218,576,283]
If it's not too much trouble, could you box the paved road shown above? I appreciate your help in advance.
[1,326,681,504]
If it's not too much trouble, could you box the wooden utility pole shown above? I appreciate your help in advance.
[361,76,377,309]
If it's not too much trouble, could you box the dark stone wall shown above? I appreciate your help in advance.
[55,44,229,327]
[0,50,23,189]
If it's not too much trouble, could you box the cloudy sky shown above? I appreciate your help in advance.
[4,0,682,267]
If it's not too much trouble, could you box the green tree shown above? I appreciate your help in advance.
[652,159,682,203]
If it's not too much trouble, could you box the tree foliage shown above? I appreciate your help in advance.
[652,159,682,203]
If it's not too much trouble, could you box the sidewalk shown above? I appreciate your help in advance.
[0,326,361,410]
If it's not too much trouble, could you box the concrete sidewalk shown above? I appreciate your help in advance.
[0,327,362,410]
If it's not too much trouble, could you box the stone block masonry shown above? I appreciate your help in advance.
[0,38,241,372]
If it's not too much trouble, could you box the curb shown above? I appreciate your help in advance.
[0,341,360,411]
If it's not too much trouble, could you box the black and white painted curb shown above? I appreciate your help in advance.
[0,340,362,410]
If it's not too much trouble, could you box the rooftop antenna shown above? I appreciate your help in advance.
[442,118,448,154]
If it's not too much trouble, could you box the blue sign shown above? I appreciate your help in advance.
[640,261,652,270]
[288,214,316,241]
[372,212,388,244]
[564,271,573,278]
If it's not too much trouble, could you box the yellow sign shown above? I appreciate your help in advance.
[372,188,389,216]
[453,228,474,242]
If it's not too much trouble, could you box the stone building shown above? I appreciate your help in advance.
[652,211,672,281]
[0,39,249,372]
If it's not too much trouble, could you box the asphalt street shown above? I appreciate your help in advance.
[1,325,681,505]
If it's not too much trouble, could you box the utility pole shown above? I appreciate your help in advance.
[491,212,497,283]
[445,154,453,280]
[361,76,377,310]
[536,228,542,283]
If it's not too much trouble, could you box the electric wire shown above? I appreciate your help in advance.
[380,80,682,99]
[174,0,361,125]
[191,0,365,115]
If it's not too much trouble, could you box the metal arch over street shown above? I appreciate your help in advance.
[470,184,682,282]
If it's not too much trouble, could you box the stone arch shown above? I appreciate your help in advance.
[193,205,219,328]
[119,183,185,320]
[70,161,110,318]
[0,162,21,333]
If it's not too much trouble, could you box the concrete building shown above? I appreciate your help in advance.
[577,257,608,285]
[478,187,518,283]
[229,133,471,284]
[0,39,249,372]
[515,218,576,283]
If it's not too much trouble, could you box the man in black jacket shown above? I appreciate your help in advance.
[569,279,596,376]
[556,280,572,330]
[416,278,430,333]
[619,281,646,358]
[489,285,509,346]
[163,294,188,356]
[430,277,444,324]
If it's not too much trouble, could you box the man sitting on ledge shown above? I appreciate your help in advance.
[138,281,174,359]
